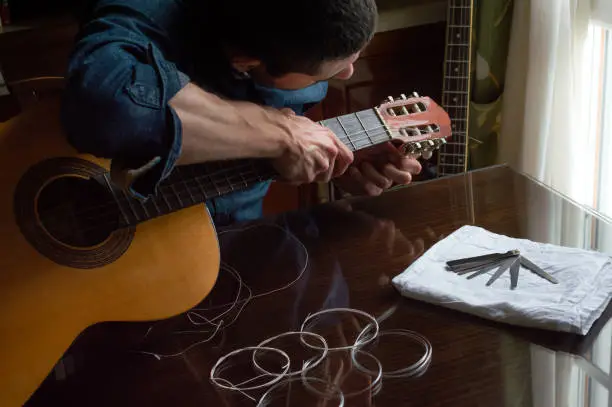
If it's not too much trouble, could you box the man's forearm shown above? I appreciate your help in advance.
[170,82,290,165]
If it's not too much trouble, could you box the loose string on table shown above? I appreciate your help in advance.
[134,222,309,360]
[209,307,433,405]
[129,218,433,405]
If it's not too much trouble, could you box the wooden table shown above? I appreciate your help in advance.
[25,164,612,406]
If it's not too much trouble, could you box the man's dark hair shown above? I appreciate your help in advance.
[211,0,377,77]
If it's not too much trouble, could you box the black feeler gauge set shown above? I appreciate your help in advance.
[445,250,559,290]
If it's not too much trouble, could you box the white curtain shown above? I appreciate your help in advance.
[498,0,596,208]
[499,0,612,405]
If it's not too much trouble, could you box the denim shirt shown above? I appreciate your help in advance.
[60,0,329,227]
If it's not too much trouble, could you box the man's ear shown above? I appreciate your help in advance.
[230,56,261,73]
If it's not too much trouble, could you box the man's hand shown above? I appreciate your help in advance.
[333,142,422,196]
[271,108,354,184]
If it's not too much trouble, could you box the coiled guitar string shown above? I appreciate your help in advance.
[299,308,380,352]
[209,346,291,402]
[134,223,308,360]
[350,329,433,379]
[209,307,432,404]
[131,223,433,404]
[257,376,345,407]
[252,331,330,377]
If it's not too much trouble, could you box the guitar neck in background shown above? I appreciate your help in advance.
[111,109,392,226]
[436,0,473,177]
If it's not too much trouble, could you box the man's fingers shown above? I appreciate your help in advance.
[382,163,413,185]
[333,138,354,177]
[349,166,383,196]
[310,148,332,182]
[399,157,422,174]
[362,162,392,189]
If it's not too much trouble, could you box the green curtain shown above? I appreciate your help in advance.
[468,0,514,170]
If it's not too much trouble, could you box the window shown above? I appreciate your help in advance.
[589,9,612,220]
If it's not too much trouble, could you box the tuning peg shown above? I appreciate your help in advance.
[387,96,395,102]
[412,91,420,98]
[400,93,407,100]
[422,150,433,159]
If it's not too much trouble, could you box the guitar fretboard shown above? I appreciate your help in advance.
[437,0,473,177]
[110,109,390,226]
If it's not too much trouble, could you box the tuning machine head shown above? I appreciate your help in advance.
[402,138,447,159]
[375,91,452,159]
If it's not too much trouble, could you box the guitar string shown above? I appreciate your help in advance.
[37,126,437,227]
[131,222,432,404]
[36,126,397,228]
[39,96,446,223]
[33,124,395,227]
[133,222,310,360]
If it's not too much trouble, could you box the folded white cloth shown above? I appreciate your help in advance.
[392,225,612,335]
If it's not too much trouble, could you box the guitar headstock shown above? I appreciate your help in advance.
[375,92,452,159]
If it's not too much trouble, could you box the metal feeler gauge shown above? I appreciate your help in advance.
[446,250,559,290]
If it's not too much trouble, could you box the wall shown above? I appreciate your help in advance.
[376,0,447,32]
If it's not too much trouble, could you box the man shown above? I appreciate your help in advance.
[61,0,422,226]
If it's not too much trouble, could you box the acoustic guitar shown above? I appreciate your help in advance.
[0,91,451,406]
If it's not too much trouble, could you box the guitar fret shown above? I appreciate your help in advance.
[170,184,184,208]
[102,173,131,226]
[320,109,388,152]
[223,172,235,193]
[340,115,366,149]
[158,190,173,212]
[174,167,197,205]
[191,167,209,200]
[355,114,372,146]
[336,117,355,150]
[207,168,222,197]
[238,168,249,188]
[138,199,150,218]
[120,189,141,223]
[147,195,161,215]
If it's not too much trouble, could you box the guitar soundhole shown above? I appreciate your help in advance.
[14,157,135,269]
[37,176,119,248]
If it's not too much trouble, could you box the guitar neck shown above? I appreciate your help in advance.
[436,0,473,177]
[110,108,391,226]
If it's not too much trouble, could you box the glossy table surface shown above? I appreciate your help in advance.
[26,164,612,407]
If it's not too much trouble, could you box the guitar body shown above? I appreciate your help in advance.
[0,98,220,407]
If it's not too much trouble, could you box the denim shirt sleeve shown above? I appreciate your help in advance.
[60,0,191,198]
